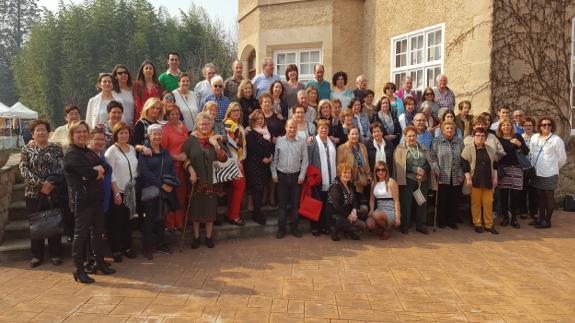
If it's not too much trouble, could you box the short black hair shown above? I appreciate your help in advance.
[29,119,51,133]
[332,71,348,86]
[64,104,80,115]
[107,100,124,113]
[167,52,180,59]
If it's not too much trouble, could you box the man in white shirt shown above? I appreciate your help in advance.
[194,63,217,108]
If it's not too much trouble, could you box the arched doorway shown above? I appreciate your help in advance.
[240,45,256,80]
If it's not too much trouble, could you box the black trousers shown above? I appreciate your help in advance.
[142,198,166,252]
[310,187,328,232]
[519,185,539,216]
[333,215,366,233]
[72,203,104,269]
[106,195,132,254]
[276,171,301,230]
[437,184,460,227]
[500,188,521,219]
[26,197,62,260]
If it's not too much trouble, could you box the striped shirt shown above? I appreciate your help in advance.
[271,135,309,182]
[432,87,455,110]
[200,94,231,122]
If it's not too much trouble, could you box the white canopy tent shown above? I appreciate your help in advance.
[0,102,38,148]
[0,102,9,113]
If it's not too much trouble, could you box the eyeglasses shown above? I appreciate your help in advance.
[116,71,128,76]
[213,84,223,88]
[163,96,175,100]
[424,92,433,96]
[540,123,552,128]
[414,119,426,122]
[231,109,240,112]
[474,134,486,137]
[376,168,387,173]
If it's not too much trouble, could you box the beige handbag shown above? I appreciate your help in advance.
[413,180,426,206]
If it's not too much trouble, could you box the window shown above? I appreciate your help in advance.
[571,18,575,135]
[391,24,444,93]
[274,49,322,83]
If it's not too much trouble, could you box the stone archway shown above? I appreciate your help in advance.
[240,45,256,79]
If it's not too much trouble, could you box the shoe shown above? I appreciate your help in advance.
[143,250,154,261]
[253,216,266,225]
[66,235,73,243]
[73,269,95,284]
[399,227,409,234]
[330,229,340,241]
[51,258,62,266]
[311,230,320,237]
[276,230,286,239]
[416,227,429,235]
[529,218,542,226]
[205,238,215,248]
[475,226,484,233]
[448,224,459,230]
[487,227,499,234]
[96,263,116,275]
[500,217,509,227]
[291,228,302,238]
[113,253,123,263]
[191,237,201,249]
[124,249,136,259]
[345,231,360,240]
[438,224,446,229]
[230,219,245,226]
[29,258,42,268]
[519,214,528,219]
[379,230,390,240]
[535,220,551,229]
[320,228,331,235]
[156,244,173,255]
[510,217,520,229]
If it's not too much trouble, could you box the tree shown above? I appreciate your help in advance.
[0,0,39,105]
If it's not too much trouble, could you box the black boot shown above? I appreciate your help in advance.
[330,227,340,241]
[510,215,520,229]
[528,217,541,226]
[96,259,116,275]
[73,268,95,284]
[500,216,509,227]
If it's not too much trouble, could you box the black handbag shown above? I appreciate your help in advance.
[141,154,163,202]
[29,194,63,240]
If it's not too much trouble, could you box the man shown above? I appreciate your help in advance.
[489,105,521,133]
[395,76,419,107]
[200,75,230,135]
[49,104,81,150]
[414,113,433,150]
[271,119,309,239]
[224,60,244,101]
[158,52,182,92]
[432,74,455,110]
[512,109,525,135]
[252,57,280,98]
[194,63,217,107]
[353,74,368,104]
[306,64,330,100]
[288,90,317,122]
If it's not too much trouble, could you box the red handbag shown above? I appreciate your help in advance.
[299,193,322,221]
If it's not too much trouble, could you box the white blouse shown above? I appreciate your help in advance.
[529,133,567,178]
[104,145,138,192]
[173,89,198,131]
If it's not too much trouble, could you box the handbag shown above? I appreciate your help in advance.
[212,141,242,184]
[29,193,63,240]
[141,154,164,202]
[413,180,426,206]
[298,177,323,221]
[352,146,369,187]
[116,144,137,215]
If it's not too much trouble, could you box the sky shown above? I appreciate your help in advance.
[37,0,238,31]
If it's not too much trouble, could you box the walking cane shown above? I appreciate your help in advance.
[179,183,195,253]
[433,188,438,232]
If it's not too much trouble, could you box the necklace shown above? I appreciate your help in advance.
[407,144,420,160]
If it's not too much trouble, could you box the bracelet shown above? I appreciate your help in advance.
[114,193,121,197]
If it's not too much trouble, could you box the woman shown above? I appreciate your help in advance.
[173,73,198,131]
[270,80,288,120]
[245,110,275,225]
[64,121,116,283]
[365,122,394,174]
[317,99,344,145]
[307,86,320,118]
[49,104,82,150]
[331,98,343,124]
[416,87,441,118]
[133,60,163,122]
[237,80,259,127]
[161,106,189,232]
[138,124,177,260]
[105,122,138,262]
[202,101,221,134]
[282,64,305,109]
[133,97,164,156]
[349,97,371,144]
[433,110,462,138]
[112,64,135,125]
[20,120,64,268]
[337,126,371,206]
[431,120,464,229]
[340,109,355,146]
[293,105,316,143]
[461,128,499,234]
[383,82,404,117]
[496,118,529,228]
[325,163,366,241]
[421,102,439,131]
[103,101,124,149]
[260,93,285,142]
[182,112,228,249]
[394,126,435,235]
[529,117,567,228]
[480,112,496,135]
[86,73,123,128]
[224,102,247,226]
[372,96,401,147]
[520,116,538,220]
[455,100,474,137]
[368,161,400,240]
[363,89,376,120]
[307,119,337,236]
[330,71,354,109]
[398,96,417,131]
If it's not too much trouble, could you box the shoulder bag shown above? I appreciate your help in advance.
[141,153,163,201]
[213,139,243,184]
[116,145,137,215]
[29,193,63,240]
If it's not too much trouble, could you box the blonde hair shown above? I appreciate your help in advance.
[237,79,254,99]
[224,102,242,123]
[140,97,164,121]
[67,120,91,144]
[202,101,218,113]
[496,117,516,137]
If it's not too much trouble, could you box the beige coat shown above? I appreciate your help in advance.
[461,143,497,178]
[337,142,370,192]
[463,133,505,161]
[393,141,438,190]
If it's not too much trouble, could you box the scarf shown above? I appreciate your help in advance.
[405,109,416,126]
[316,135,337,191]
[254,125,271,141]
[373,139,386,164]
[193,130,214,149]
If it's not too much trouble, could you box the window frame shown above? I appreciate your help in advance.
[571,18,575,135]
[274,48,322,83]
[390,23,445,92]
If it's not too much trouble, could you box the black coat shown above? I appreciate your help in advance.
[365,139,395,175]
[371,113,402,147]
[63,144,106,212]
[325,177,355,220]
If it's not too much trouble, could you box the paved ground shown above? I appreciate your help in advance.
[1,212,575,323]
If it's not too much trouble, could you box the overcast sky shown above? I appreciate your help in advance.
[37,0,238,31]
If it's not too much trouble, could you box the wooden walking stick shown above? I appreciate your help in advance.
[180,183,195,253]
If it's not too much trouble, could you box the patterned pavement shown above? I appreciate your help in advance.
[1,211,575,322]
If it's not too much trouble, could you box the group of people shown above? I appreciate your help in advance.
[19,52,568,284]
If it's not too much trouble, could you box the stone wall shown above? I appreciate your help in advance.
[0,154,20,243]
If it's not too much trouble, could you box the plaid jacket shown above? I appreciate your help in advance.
[431,135,464,185]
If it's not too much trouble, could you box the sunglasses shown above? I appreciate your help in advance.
[540,123,552,127]
[376,168,387,173]
[213,84,223,88]
[116,71,128,76]
[164,96,175,100]
[424,92,433,95]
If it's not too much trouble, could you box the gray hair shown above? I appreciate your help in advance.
[421,101,433,111]
[261,57,274,67]
[195,111,214,125]
[210,75,224,86]
[202,63,217,76]
[146,123,163,135]
[436,74,447,82]
[297,89,307,97]
[355,74,367,83]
